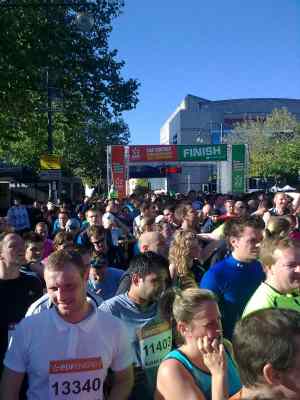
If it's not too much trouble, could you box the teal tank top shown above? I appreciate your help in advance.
[164,349,241,400]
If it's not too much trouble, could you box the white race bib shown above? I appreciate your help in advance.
[139,321,172,369]
[49,357,103,400]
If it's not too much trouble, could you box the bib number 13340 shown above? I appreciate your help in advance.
[49,357,103,400]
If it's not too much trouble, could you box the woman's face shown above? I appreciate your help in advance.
[184,301,222,343]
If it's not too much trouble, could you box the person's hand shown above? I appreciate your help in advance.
[197,336,226,376]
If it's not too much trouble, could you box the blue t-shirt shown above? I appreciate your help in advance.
[99,293,172,395]
[200,254,265,339]
[88,267,123,301]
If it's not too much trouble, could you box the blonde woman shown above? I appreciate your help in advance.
[156,288,241,400]
[264,216,291,240]
[169,230,205,289]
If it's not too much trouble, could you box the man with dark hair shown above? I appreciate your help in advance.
[233,308,300,400]
[20,232,44,281]
[1,249,133,400]
[77,208,114,263]
[133,202,157,238]
[200,216,265,339]
[99,252,171,400]
[87,255,123,301]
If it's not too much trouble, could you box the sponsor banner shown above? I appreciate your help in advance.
[39,170,62,181]
[111,145,126,199]
[232,144,246,193]
[40,155,61,170]
[178,144,227,161]
[129,145,177,162]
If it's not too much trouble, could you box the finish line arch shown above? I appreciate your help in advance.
[107,144,247,198]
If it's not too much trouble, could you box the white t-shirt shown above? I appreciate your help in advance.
[102,212,116,228]
[4,305,132,400]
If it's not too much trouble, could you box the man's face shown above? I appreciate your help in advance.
[163,209,174,224]
[87,211,102,227]
[45,263,87,322]
[25,242,43,263]
[271,247,300,293]
[108,201,118,214]
[144,205,157,219]
[0,234,25,267]
[35,223,48,240]
[58,213,68,228]
[275,193,289,210]
[137,271,167,302]
[225,200,235,215]
[234,201,247,217]
[150,234,168,258]
[202,204,212,216]
[230,226,263,261]
[89,265,106,283]
[90,235,107,254]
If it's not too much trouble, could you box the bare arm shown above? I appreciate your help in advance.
[286,192,300,210]
[0,367,24,400]
[155,359,206,400]
[108,365,134,400]
[198,337,228,400]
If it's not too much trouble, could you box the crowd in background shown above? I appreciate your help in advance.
[1,188,300,399]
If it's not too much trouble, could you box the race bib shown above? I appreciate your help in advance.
[49,357,103,400]
[139,321,172,369]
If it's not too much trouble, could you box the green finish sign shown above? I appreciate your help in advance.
[178,144,227,161]
[232,144,246,193]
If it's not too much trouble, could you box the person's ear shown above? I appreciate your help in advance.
[177,321,191,338]
[229,236,238,249]
[263,363,282,385]
[131,273,141,287]
[141,244,149,252]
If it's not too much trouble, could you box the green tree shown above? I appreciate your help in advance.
[226,108,300,181]
[0,0,139,185]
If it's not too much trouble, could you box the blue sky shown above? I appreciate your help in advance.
[109,1,300,145]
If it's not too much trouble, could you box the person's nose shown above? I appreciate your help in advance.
[294,265,300,273]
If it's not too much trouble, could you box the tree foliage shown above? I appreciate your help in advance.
[225,108,300,180]
[0,0,139,184]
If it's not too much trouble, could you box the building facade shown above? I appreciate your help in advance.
[160,95,300,193]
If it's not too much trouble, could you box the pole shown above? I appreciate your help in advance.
[46,69,53,154]
[220,123,223,144]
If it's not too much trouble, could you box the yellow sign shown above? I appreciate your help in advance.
[40,155,61,170]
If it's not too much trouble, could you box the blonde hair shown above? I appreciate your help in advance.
[265,216,291,240]
[160,287,216,325]
[169,230,198,276]
[259,236,300,270]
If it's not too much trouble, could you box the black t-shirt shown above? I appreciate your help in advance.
[0,272,43,377]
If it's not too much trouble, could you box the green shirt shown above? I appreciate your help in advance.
[242,282,300,318]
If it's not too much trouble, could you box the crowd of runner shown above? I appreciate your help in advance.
[1,189,300,399]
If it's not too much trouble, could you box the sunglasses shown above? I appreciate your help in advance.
[91,238,105,246]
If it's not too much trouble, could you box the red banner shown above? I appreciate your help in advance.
[111,145,126,199]
[129,145,177,162]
